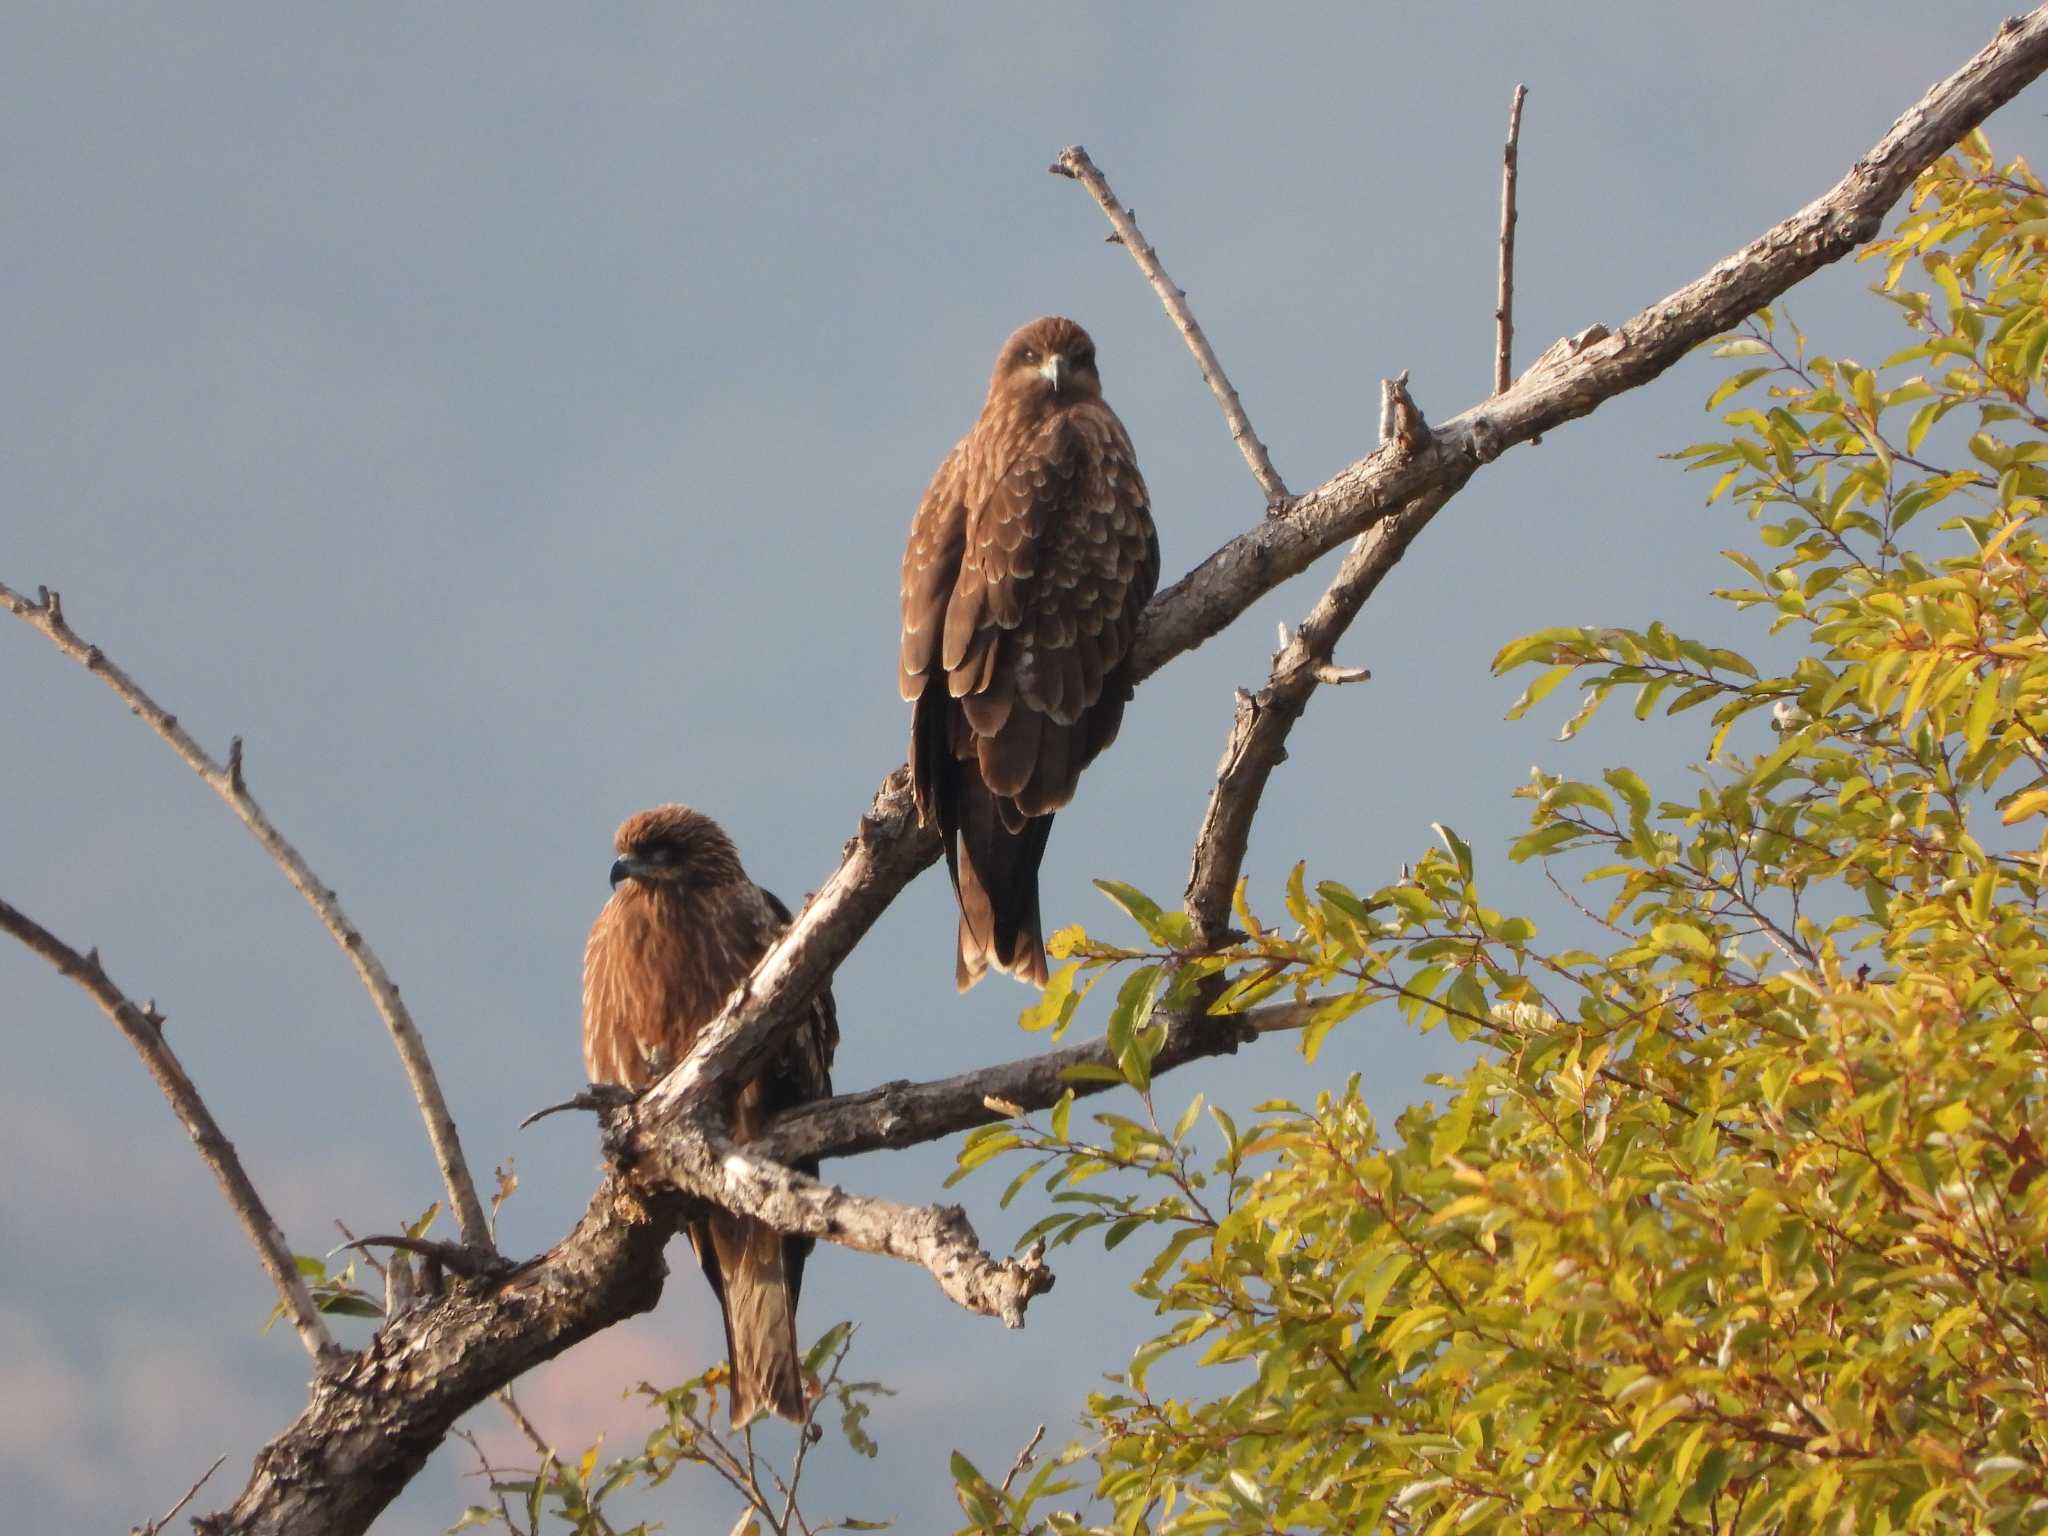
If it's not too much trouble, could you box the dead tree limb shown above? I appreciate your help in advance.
[1184,374,1439,947]
[624,1105,1053,1325]
[1051,144,1293,508]
[0,580,495,1253]
[755,1001,1320,1167]
[0,895,340,1364]
[1497,84,1528,395]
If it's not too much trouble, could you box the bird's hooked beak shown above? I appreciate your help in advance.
[610,855,657,889]
[1039,353,1070,393]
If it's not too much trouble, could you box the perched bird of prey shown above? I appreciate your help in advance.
[582,805,838,1425]
[900,316,1160,989]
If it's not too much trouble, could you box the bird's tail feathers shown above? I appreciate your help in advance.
[911,686,951,832]
[702,1212,812,1426]
[952,777,1051,991]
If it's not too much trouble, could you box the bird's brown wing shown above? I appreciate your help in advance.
[902,442,973,830]
[945,404,1159,819]
[907,402,1157,988]
[900,442,969,703]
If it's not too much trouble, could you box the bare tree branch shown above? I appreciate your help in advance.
[0,580,495,1253]
[625,1106,1054,1326]
[1185,374,1440,945]
[1000,1425,1048,1499]
[756,1001,1319,1167]
[1496,84,1528,396]
[0,895,340,1364]
[1050,144,1292,508]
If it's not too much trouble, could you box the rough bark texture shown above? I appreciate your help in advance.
[197,1179,677,1536]
[623,1107,1054,1325]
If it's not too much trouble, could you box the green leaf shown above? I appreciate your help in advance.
[1505,664,1574,720]
[1106,965,1162,1090]
[1094,879,1169,941]
[1019,961,1077,1033]
[1653,922,1715,957]
[803,1320,854,1374]
[1431,822,1474,882]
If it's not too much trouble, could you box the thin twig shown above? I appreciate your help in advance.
[1496,84,1528,395]
[0,895,339,1364]
[1000,1424,1048,1498]
[333,1233,511,1279]
[455,1429,521,1534]
[134,1453,228,1536]
[0,580,494,1253]
[1051,145,1292,508]
[497,1389,622,1536]
[775,1332,854,1535]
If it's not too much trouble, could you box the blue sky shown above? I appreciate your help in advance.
[4,4,2038,1529]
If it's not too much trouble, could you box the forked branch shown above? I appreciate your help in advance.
[1185,373,1444,945]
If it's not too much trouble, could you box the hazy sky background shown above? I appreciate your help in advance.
[5,4,2041,1530]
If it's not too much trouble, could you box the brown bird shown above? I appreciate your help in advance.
[899,316,1160,989]
[582,805,838,1425]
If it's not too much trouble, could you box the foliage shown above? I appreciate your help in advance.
[945,132,2048,1535]
[448,1323,893,1536]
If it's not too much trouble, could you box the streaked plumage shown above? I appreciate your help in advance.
[581,805,837,1425]
[899,316,1160,989]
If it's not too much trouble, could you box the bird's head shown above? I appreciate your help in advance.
[989,315,1101,406]
[608,804,747,892]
